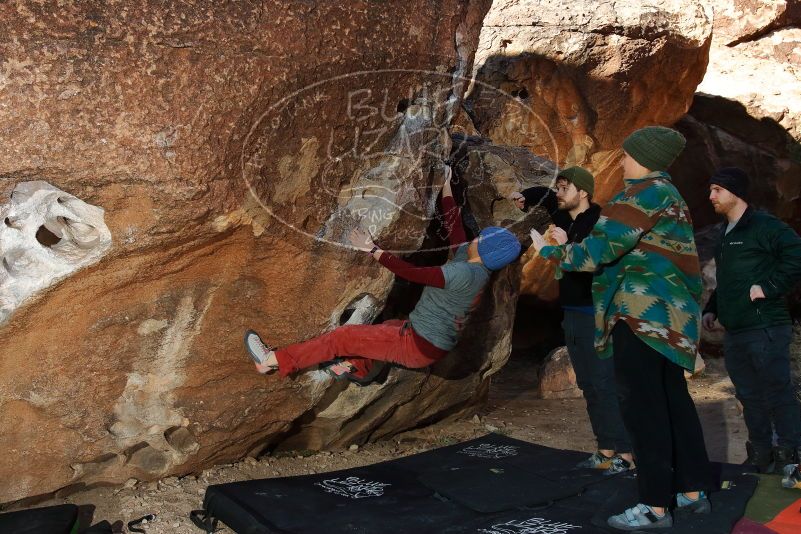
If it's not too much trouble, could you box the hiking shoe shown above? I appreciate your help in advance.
[782,464,801,489]
[244,330,278,374]
[774,446,796,474]
[675,491,711,514]
[744,442,773,473]
[607,504,672,531]
[576,450,614,469]
[603,455,634,476]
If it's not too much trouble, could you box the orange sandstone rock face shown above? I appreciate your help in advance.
[0,0,494,502]
[468,0,713,199]
[465,0,712,299]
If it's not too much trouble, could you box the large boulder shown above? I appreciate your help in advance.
[673,0,801,231]
[462,0,712,301]
[0,0,494,502]
[537,347,581,400]
[465,0,713,203]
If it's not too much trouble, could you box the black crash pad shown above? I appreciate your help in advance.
[0,504,79,534]
[194,434,757,534]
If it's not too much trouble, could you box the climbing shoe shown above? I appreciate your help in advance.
[782,464,801,489]
[675,491,711,514]
[244,330,278,374]
[576,450,614,469]
[603,455,634,476]
[607,504,672,531]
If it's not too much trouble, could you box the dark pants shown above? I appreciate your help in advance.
[724,325,801,450]
[612,321,714,507]
[563,310,631,453]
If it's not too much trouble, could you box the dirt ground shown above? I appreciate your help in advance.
[40,355,746,533]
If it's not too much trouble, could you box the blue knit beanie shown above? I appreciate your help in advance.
[477,227,521,271]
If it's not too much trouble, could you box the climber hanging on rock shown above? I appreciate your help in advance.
[243,166,522,379]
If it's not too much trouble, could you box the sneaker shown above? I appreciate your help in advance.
[782,464,801,489]
[675,491,711,514]
[607,504,672,531]
[244,330,278,373]
[576,450,614,469]
[744,442,774,473]
[603,455,634,476]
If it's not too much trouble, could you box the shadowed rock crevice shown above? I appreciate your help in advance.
[672,94,801,230]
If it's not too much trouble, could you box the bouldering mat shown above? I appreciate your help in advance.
[744,474,801,524]
[0,504,79,534]
[764,497,801,534]
[192,434,757,534]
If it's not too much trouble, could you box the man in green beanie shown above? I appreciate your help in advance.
[530,126,713,530]
[511,167,634,476]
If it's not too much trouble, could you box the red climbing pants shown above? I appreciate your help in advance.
[274,319,447,377]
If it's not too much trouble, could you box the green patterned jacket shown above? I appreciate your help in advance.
[540,171,701,371]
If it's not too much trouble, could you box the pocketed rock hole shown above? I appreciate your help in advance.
[338,307,356,325]
[35,225,61,247]
[511,88,529,100]
[396,99,411,114]
[337,294,381,326]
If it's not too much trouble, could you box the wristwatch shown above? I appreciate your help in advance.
[369,245,379,255]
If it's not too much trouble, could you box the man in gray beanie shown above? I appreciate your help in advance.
[703,166,801,475]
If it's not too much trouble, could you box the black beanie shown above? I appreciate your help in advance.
[710,167,750,201]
